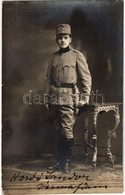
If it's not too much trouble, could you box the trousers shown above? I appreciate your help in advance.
[53,105,76,140]
[50,104,77,171]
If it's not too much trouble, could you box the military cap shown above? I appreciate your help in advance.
[56,24,71,35]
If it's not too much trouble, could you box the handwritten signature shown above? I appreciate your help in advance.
[10,170,107,193]
[37,181,107,193]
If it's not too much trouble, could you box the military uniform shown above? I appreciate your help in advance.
[44,24,92,172]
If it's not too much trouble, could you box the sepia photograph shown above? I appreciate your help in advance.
[2,0,123,194]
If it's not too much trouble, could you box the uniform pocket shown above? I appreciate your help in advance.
[63,63,76,79]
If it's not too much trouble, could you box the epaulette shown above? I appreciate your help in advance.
[70,47,82,54]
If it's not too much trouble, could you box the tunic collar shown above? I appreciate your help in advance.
[59,46,70,53]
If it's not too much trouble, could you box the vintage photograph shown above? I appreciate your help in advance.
[2,0,123,194]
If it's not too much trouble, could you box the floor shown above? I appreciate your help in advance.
[2,154,123,194]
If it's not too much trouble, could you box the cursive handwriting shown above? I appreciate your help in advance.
[45,170,94,181]
[10,170,94,182]
[10,171,43,182]
[37,181,107,193]
[9,170,108,193]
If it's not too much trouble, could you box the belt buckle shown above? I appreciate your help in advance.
[56,81,61,87]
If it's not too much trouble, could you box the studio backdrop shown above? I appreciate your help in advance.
[2,0,123,158]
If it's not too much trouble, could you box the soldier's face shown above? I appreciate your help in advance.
[56,34,72,48]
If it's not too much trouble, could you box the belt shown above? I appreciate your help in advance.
[52,81,75,88]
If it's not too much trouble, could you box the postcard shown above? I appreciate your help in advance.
[2,0,123,194]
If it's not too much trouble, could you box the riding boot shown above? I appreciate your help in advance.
[48,135,66,171]
[64,138,74,173]
[48,137,74,173]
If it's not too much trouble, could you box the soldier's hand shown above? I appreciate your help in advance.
[78,100,87,107]
[45,104,52,111]
[45,104,49,110]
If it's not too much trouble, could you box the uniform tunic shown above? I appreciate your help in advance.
[45,46,92,139]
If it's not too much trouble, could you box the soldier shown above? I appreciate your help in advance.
[44,24,92,173]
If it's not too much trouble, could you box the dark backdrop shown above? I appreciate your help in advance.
[2,1,123,158]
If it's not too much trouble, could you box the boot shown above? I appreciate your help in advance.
[64,158,71,173]
[48,137,74,173]
[63,138,74,173]
[48,136,66,172]
[48,161,61,171]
